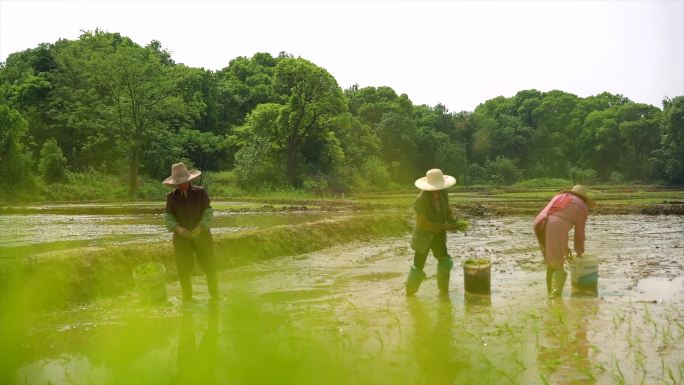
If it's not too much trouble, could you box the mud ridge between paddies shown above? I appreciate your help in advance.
[2,198,683,216]
[0,200,371,215]
[454,201,684,216]
[0,213,411,314]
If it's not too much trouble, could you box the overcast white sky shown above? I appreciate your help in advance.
[1,0,683,111]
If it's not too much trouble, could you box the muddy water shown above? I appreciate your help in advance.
[0,211,332,249]
[8,215,684,385]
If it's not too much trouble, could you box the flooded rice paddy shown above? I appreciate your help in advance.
[2,212,683,385]
[0,202,332,249]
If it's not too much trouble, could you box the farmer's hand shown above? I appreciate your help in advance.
[176,226,192,238]
[566,248,574,262]
[190,227,201,238]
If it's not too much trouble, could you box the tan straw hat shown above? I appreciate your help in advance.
[414,169,456,191]
[162,162,201,186]
[570,184,596,209]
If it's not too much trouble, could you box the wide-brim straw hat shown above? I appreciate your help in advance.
[162,162,201,186]
[570,184,596,209]
[415,169,456,191]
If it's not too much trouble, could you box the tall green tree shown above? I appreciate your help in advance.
[529,91,580,177]
[376,112,419,182]
[617,103,661,180]
[95,43,190,195]
[46,31,197,194]
[0,104,33,193]
[659,96,684,184]
[273,58,347,186]
[38,138,68,183]
[345,85,411,127]
[233,103,287,189]
[216,52,280,130]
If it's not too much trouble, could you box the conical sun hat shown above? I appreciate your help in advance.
[414,169,456,191]
[162,162,201,186]
[570,184,596,209]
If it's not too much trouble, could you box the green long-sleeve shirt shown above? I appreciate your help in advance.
[165,207,213,232]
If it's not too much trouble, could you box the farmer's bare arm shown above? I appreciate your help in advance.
[574,220,585,257]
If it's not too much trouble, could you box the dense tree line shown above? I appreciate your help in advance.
[1,30,683,198]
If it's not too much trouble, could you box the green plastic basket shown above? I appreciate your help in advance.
[132,262,167,304]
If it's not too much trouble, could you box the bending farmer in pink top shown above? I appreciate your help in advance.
[533,185,595,297]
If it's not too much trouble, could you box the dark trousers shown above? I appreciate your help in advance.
[413,230,449,270]
[173,231,218,300]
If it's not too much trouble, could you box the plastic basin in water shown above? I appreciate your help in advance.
[132,262,167,304]
[569,256,599,289]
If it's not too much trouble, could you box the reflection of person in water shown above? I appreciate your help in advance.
[537,299,598,385]
[533,185,595,297]
[406,297,460,384]
[175,305,219,385]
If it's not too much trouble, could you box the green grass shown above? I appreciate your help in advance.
[41,172,168,202]
[514,178,573,189]
[4,179,683,216]
[347,187,684,215]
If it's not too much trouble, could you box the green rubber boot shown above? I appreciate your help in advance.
[437,256,454,294]
[406,265,427,296]
[549,269,568,298]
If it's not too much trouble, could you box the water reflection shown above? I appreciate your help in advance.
[464,292,492,308]
[538,295,599,385]
[571,285,599,299]
[406,297,461,385]
[175,304,219,385]
[0,211,332,248]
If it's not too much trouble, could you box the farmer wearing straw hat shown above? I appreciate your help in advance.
[164,162,218,301]
[533,185,596,297]
[406,169,459,296]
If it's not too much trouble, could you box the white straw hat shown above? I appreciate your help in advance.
[414,169,456,191]
[162,162,201,186]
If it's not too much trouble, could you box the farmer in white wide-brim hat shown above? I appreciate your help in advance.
[163,162,218,301]
[533,185,596,297]
[406,168,460,296]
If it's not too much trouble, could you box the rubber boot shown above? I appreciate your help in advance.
[206,272,219,301]
[437,256,454,294]
[549,269,567,298]
[405,265,427,296]
[546,268,553,295]
[179,275,193,301]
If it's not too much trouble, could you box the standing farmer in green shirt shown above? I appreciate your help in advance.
[406,169,459,296]
[163,162,218,301]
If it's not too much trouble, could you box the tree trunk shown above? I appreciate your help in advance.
[129,145,139,197]
[286,137,299,187]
